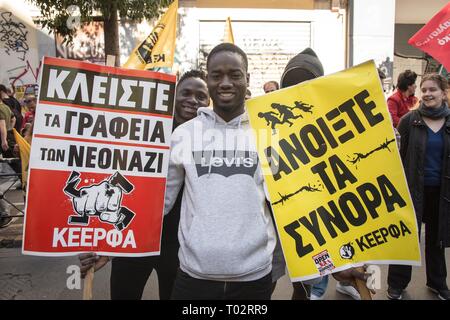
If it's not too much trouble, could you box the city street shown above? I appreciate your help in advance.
[1,225,448,300]
[0,173,448,301]
[1,0,449,303]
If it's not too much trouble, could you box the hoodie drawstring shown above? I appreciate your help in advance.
[204,111,246,178]
[207,151,213,178]
[207,115,218,178]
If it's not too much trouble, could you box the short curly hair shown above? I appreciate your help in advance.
[177,70,206,88]
[206,43,248,72]
[396,70,417,91]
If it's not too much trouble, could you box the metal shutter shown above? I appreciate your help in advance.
[199,20,311,96]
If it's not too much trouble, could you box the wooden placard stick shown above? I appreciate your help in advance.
[82,267,95,300]
[354,266,372,300]
[82,54,116,300]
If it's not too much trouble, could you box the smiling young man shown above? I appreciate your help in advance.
[78,70,210,300]
[165,43,276,300]
[174,70,210,126]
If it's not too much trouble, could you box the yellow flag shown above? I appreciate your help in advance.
[223,17,235,44]
[13,128,30,188]
[123,0,178,69]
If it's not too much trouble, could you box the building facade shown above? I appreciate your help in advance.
[1,0,448,96]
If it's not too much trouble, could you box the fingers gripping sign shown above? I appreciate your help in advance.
[64,171,135,231]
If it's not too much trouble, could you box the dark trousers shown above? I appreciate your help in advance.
[110,244,179,300]
[171,269,273,300]
[388,186,448,290]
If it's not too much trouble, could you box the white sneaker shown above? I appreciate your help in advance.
[336,281,361,300]
[310,293,325,300]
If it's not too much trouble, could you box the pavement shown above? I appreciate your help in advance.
[0,185,25,249]
[0,186,448,300]
[271,235,449,300]
[0,217,23,249]
[1,218,449,300]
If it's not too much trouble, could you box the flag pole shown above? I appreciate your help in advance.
[224,17,235,44]
[82,267,95,300]
[82,54,116,301]
[354,266,372,300]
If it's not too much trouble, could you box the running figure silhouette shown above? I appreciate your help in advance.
[271,103,302,127]
[293,101,314,114]
[258,111,283,129]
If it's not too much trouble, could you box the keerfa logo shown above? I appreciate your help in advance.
[64,171,136,231]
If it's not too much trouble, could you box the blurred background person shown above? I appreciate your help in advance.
[263,81,279,94]
[21,95,36,134]
[0,99,18,228]
[0,84,23,132]
[387,70,418,127]
[276,48,367,300]
[245,88,252,100]
[378,68,387,97]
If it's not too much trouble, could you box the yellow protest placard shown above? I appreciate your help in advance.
[246,60,421,281]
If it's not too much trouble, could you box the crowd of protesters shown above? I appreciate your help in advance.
[1,41,448,300]
[0,85,36,228]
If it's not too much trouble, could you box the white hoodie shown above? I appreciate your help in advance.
[164,107,276,281]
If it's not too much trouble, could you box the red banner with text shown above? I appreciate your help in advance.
[408,2,450,71]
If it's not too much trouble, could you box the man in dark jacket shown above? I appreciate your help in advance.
[274,48,368,300]
[79,70,210,299]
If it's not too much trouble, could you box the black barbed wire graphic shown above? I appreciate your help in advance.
[347,137,396,168]
[272,183,322,206]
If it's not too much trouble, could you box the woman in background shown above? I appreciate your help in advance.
[387,73,450,300]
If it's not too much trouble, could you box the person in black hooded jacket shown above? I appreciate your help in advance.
[272,48,369,300]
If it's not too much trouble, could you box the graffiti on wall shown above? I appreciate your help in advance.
[0,11,29,61]
[7,59,40,86]
[0,8,39,87]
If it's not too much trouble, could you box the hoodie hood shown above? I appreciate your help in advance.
[197,106,249,128]
[280,47,324,88]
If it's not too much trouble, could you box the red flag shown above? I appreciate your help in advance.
[408,2,450,71]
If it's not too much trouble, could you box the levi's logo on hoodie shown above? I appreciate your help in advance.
[192,150,259,178]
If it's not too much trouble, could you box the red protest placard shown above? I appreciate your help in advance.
[22,57,175,257]
[408,2,450,71]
